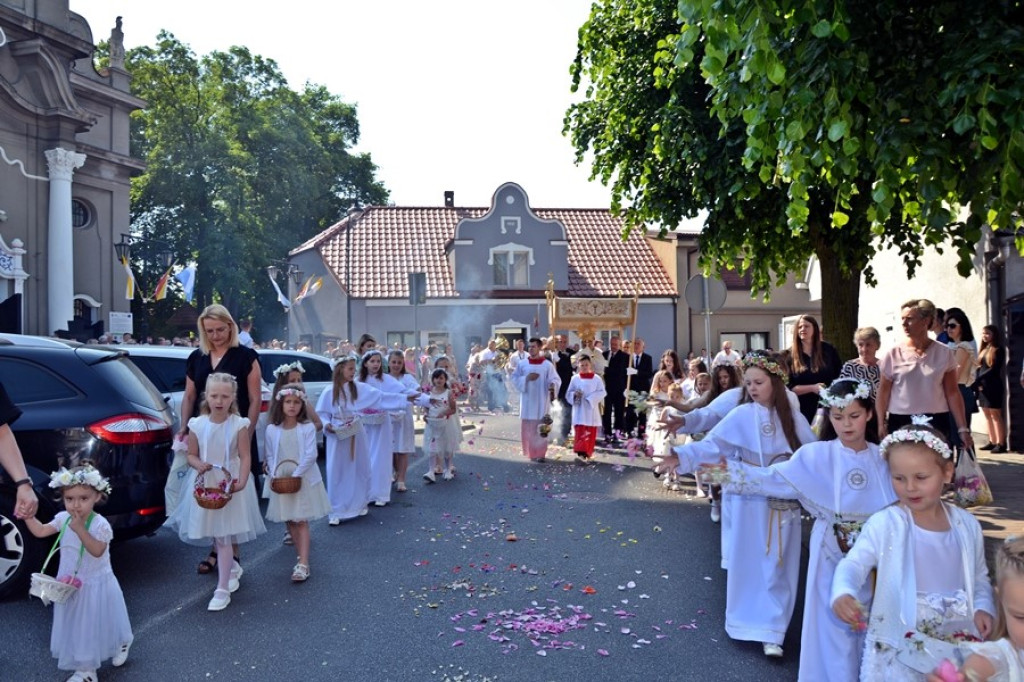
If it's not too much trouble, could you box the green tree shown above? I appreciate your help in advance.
[124,32,388,337]
[567,0,1024,357]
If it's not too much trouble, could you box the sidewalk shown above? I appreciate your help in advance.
[970,444,1024,564]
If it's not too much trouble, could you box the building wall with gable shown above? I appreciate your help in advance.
[451,183,569,295]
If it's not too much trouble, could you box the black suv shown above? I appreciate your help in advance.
[0,335,173,598]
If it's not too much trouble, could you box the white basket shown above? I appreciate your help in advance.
[359,412,387,426]
[29,573,78,606]
[332,418,363,440]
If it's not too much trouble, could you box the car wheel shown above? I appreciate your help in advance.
[0,492,45,599]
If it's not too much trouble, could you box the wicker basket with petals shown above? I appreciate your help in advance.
[194,465,234,510]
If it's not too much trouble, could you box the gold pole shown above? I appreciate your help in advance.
[624,282,641,395]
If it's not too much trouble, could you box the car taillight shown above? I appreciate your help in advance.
[87,414,172,445]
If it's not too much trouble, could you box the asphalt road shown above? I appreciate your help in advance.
[2,412,804,681]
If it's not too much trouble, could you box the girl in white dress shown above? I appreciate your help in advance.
[270,361,321,547]
[701,378,896,680]
[423,368,458,483]
[316,355,423,523]
[166,372,267,612]
[387,349,421,493]
[264,384,330,583]
[832,419,996,681]
[24,465,132,682]
[939,537,1024,681]
[433,355,466,455]
[359,350,406,507]
[658,351,816,658]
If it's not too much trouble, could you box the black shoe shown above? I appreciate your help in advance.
[980,442,996,450]
[991,444,1007,453]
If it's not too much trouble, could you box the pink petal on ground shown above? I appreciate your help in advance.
[597,649,610,657]
[451,640,465,647]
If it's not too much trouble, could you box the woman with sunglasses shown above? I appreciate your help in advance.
[944,307,979,453]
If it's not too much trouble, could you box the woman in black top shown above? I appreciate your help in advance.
[177,304,262,574]
[975,324,1007,452]
[786,315,842,424]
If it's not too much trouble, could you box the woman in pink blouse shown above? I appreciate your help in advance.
[875,298,973,450]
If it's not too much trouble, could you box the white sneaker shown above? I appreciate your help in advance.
[207,588,231,611]
[328,516,341,526]
[423,470,436,484]
[112,642,131,667]
[710,501,721,523]
[358,507,368,517]
[762,643,783,657]
[66,671,98,682]
[228,560,243,591]
[373,500,387,507]
[442,469,454,481]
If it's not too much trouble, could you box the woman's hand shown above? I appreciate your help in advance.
[231,477,247,494]
[15,484,38,519]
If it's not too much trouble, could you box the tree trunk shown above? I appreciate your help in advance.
[816,241,859,363]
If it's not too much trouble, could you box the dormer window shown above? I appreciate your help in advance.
[489,242,534,288]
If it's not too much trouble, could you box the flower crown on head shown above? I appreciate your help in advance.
[49,465,112,495]
[276,387,306,401]
[332,352,359,369]
[740,353,788,383]
[819,378,872,410]
[361,349,383,364]
[879,415,953,460]
[273,361,305,378]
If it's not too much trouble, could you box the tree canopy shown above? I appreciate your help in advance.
[123,32,388,336]
[566,0,1023,355]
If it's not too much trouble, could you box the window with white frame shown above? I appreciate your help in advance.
[489,242,533,288]
[387,331,417,349]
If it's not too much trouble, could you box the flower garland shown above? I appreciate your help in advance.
[273,360,305,377]
[49,465,112,494]
[879,415,952,460]
[276,387,306,401]
[331,352,359,369]
[819,378,871,410]
[740,353,788,383]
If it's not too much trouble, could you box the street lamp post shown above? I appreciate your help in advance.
[266,261,303,346]
[345,203,363,339]
[113,234,173,342]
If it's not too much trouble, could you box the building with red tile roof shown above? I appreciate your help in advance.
[286,182,679,357]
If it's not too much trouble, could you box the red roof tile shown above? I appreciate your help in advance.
[292,206,677,299]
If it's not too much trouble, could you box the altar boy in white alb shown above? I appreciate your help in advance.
[511,337,562,462]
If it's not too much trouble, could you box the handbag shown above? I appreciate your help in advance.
[953,448,993,507]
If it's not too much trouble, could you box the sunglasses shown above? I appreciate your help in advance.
[945,322,959,329]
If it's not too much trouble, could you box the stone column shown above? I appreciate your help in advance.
[44,147,86,334]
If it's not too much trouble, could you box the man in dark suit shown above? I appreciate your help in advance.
[551,334,575,441]
[602,336,628,446]
[624,337,654,438]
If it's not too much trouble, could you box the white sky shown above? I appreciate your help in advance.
[70,0,616,209]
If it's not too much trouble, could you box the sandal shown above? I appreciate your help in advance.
[197,551,217,575]
[291,563,310,582]
[283,531,293,546]
[396,481,407,493]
